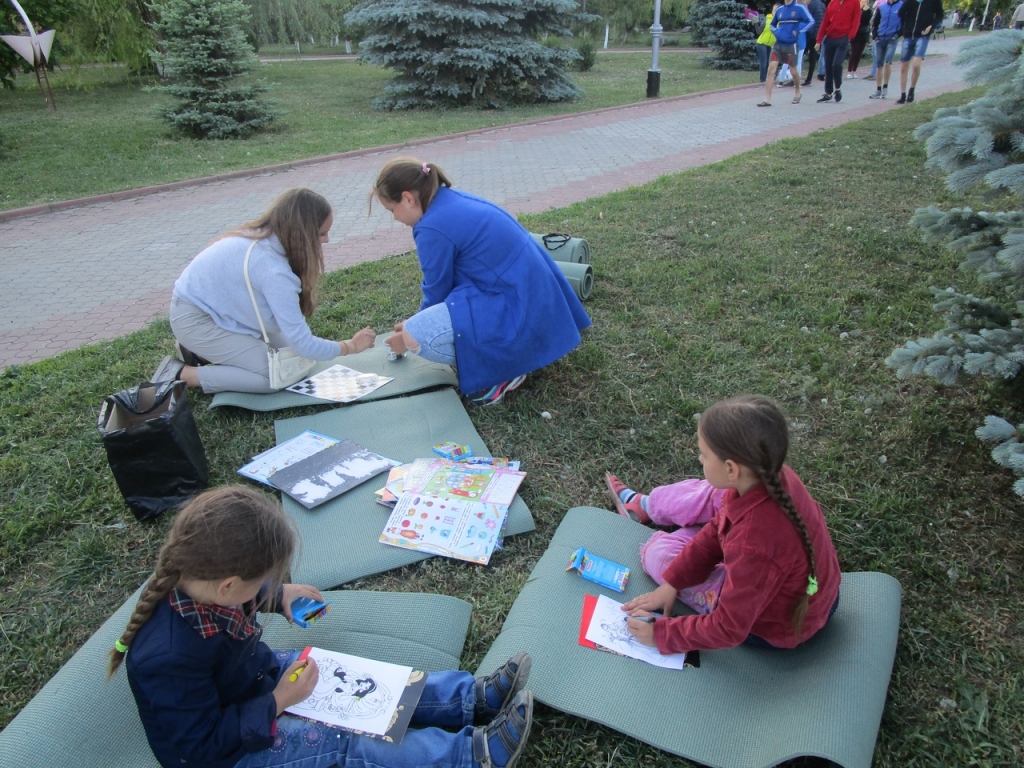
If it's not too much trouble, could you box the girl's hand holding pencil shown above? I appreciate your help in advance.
[273,653,319,715]
[622,581,677,646]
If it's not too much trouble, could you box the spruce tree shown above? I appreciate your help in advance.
[885,31,1024,494]
[152,0,276,138]
[345,0,585,109]
[687,0,757,69]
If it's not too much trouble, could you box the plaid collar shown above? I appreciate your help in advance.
[169,588,261,641]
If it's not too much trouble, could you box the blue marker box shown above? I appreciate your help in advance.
[566,547,630,593]
[290,597,332,628]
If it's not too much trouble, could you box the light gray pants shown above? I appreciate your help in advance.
[169,296,285,394]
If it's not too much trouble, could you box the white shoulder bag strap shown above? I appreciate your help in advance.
[242,239,273,348]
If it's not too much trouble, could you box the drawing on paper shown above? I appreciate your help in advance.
[308,661,393,719]
[584,594,687,670]
[285,648,415,736]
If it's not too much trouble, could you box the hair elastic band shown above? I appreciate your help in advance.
[806,576,819,597]
[114,639,130,653]
[421,162,430,175]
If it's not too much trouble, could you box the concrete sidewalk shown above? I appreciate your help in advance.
[0,39,969,370]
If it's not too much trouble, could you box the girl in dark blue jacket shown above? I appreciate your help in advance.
[374,157,592,405]
[110,486,533,768]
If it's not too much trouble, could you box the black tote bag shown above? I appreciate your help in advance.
[97,380,209,520]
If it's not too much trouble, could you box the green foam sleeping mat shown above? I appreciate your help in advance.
[273,388,536,589]
[0,588,472,768]
[208,344,457,411]
[476,506,902,768]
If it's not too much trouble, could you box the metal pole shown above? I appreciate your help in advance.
[648,0,663,98]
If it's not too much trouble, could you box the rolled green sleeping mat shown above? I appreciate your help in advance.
[555,260,594,301]
[531,232,591,265]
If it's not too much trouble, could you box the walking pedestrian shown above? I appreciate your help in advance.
[757,4,781,83]
[815,0,862,102]
[869,0,902,99]
[760,0,815,105]
[802,0,827,85]
[847,0,874,77]
[895,0,944,104]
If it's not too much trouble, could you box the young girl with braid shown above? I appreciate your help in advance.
[607,396,841,652]
[109,486,534,768]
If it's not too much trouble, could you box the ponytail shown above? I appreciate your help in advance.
[371,156,453,214]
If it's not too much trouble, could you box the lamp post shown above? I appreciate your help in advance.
[647,0,663,98]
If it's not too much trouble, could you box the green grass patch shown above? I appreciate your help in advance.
[3,88,1022,766]
[0,53,748,211]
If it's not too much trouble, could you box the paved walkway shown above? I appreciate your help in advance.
[0,39,969,369]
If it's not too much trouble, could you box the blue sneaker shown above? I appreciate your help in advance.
[472,690,533,768]
[475,652,532,723]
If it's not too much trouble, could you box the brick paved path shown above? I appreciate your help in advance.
[0,38,968,369]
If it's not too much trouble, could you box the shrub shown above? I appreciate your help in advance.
[576,35,597,71]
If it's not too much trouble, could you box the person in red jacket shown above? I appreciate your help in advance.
[606,395,842,653]
[814,0,863,102]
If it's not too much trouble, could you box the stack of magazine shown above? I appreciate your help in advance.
[377,458,525,565]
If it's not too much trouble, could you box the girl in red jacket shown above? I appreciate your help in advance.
[605,395,841,653]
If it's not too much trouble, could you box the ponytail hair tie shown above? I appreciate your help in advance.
[114,639,130,654]
[421,163,430,175]
[806,576,819,597]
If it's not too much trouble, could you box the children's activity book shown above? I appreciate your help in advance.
[379,493,510,565]
[285,647,427,742]
[286,364,394,403]
[378,459,526,564]
[402,458,525,506]
[583,594,687,670]
[237,430,339,485]
[268,439,399,509]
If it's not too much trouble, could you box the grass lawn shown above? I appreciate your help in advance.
[0,51,747,212]
[2,88,1022,766]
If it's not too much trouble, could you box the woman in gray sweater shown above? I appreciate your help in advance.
[158,188,375,393]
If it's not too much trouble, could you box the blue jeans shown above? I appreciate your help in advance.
[822,36,850,95]
[403,302,457,366]
[757,42,771,82]
[900,34,930,62]
[875,36,898,66]
[235,651,478,768]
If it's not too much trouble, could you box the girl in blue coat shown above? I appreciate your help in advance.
[374,157,592,405]
[110,486,534,768]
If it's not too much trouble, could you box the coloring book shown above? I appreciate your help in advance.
[286,364,393,403]
[284,647,426,742]
[584,594,688,669]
